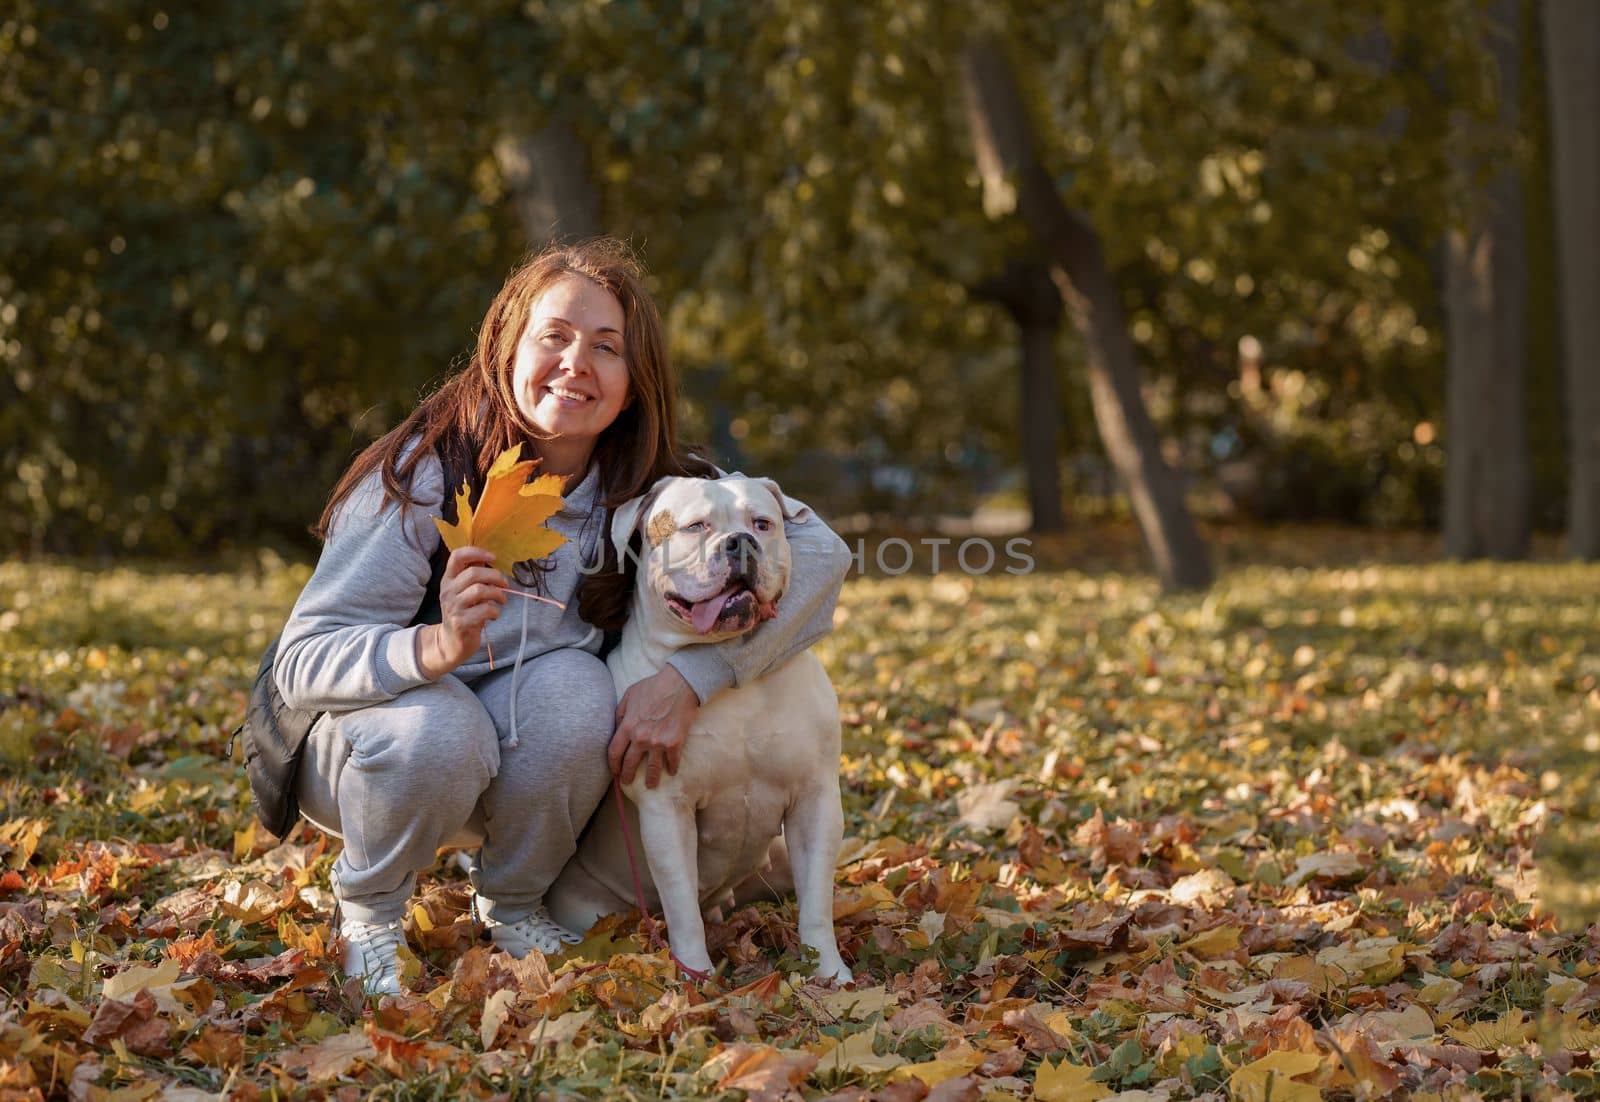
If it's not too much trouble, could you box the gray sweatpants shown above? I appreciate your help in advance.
[296,648,616,926]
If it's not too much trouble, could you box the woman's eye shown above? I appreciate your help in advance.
[540,331,567,344]
[597,343,619,355]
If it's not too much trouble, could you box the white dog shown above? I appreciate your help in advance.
[547,476,851,983]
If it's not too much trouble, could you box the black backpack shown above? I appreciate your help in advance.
[232,545,451,837]
[235,635,320,837]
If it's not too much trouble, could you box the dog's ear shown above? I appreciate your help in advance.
[750,478,813,524]
[609,489,657,563]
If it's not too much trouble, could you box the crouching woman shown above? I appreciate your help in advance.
[273,238,850,994]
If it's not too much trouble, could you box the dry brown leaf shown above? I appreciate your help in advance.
[82,989,171,1057]
[714,1043,819,1101]
[277,1029,376,1082]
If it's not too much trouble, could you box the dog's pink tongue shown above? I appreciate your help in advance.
[690,588,737,633]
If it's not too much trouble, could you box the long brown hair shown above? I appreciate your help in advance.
[316,236,714,629]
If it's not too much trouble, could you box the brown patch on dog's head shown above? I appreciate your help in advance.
[646,510,676,548]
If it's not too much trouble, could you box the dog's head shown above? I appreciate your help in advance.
[610,476,810,640]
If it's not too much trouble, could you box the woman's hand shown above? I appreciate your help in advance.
[608,665,700,789]
[419,547,507,680]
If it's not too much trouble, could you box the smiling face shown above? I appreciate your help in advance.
[511,275,632,474]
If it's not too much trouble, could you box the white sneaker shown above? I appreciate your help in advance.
[485,905,582,958]
[340,917,405,996]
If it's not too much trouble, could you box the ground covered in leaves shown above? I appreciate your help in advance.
[2,533,1599,1100]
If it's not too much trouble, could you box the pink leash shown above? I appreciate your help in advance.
[611,776,714,984]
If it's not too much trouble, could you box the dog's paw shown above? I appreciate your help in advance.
[814,956,854,985]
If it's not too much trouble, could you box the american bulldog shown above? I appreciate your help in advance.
[546,475,852,983]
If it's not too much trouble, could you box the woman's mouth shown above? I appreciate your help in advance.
[543,385,594,404]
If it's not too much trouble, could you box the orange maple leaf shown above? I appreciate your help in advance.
[433,447,567,572]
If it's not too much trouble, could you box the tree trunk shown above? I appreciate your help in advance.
[974,261,1065,533]
[960,38,1212,589]
[1444,0,1530,560]
[493,121,602,247]
[1543,0,1600,557]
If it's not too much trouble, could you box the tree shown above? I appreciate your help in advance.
[1444,0,1530,560]
[972,262,1065,533]
[1542,0,1600,557]
[1,0,1502,556]
[960,37,1211,588]
[495,122,602,247]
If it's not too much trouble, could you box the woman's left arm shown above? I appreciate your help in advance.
[665,503,852,704]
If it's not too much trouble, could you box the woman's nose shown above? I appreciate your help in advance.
[561,343,590,375]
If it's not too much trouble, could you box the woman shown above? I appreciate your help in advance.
[274,238,850,995]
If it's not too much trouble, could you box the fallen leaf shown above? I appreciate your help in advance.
[1285,851,1365,887]
[0,819,49,869]
[525,1008,595,1047]
[818,1024,907,1074]
[1033,1058,1111,1102]
[1168,867,1236,909]
[889,1043,984,1086]
[816,984,899,1021]
[1227,1050,1324,1102]
[101,958,183,1002]
[1448,1008,1536,1050]
[714,1043,819,1101]
[480,987,517,1050]
[955,779,1021,834]
[277,1029,375,1082]
[82,989,171,1056]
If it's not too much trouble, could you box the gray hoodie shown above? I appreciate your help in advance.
[274,448,852,722]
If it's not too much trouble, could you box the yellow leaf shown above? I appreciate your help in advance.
[1227,1050,1324,1102]
[232,819,258,862]
[1179,925,1242,959]
[432,447,568,571]
[1557,1011,1600,1050]
[1033,1058,1111,1102]
[102,958,182,1001]
[1037,1008,1080,1040]
[817,1024,906,1074]
[889,1043,983,1085]
[1448,1009,1535,1049]
[1316,937,1406,985]
[1272,955,1334,995]
[0,817,49,869]
[1155,1028,1209,1075]
[816,984,898,1021]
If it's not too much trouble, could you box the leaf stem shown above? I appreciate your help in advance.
[504,589,567,611]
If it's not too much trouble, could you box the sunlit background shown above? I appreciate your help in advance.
[2,0,1593,567]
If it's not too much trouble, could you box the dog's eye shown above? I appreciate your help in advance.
[683,521,708,533]
[753,517,775,532]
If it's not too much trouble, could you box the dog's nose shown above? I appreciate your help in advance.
[722,532,760,579]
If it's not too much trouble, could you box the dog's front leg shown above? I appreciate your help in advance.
[634,795,715,977]
[784,780,852,983]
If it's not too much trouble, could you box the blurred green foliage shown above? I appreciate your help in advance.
[0,0,1553,553]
